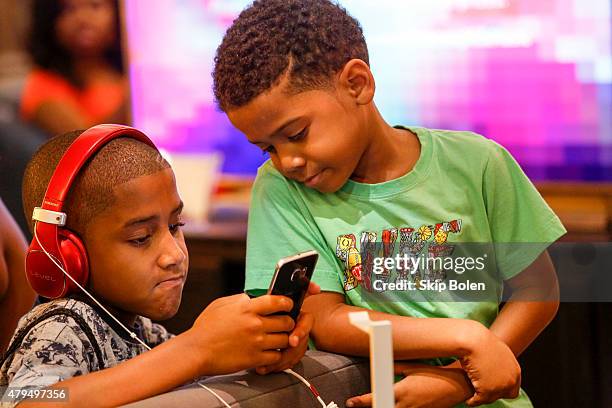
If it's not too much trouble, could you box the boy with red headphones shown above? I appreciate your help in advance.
[0,125,316,407]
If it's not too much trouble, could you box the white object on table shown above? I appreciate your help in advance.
[348,311,395,408]
[165,152,222,222]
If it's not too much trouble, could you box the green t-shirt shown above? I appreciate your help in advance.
[245,126,566,408]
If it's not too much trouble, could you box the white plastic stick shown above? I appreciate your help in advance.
[348,311,394,408]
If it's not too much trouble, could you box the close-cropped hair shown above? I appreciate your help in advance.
[22,131,169,238]
[213,0,369,111]
[28,0,123,87]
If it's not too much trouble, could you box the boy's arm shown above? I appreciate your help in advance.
[427,250,559,406]
[17,332,218,408]
[303,292,520,404]
[488,250,559,354]
[347,251,559,407]
[304,293,491,359]
[15,294,296,407]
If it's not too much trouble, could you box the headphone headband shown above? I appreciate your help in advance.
[40,124,156,213]
[27,124,158,299]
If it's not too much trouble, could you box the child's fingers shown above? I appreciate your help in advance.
[306,282,321,297]
[346,392,373,407]
[466,372,521,406]
[212,293,248,307]
[466,393,487,406]
[262,333,290,350]
[262,314,295,333]
[466,389,508,407]
[257,350,283,367]
[255,344,304,374]
[255,365,269,375]
[251,295,293,315]
[275,330,311,371]
[289,312,313,347]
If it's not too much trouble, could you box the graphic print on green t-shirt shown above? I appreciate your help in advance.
[335,219,463,292]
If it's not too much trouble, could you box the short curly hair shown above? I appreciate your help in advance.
[213,0,369,112]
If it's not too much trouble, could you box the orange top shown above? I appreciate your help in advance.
[20,69,125,124]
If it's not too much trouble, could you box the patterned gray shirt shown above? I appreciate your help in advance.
[0,297,173,406]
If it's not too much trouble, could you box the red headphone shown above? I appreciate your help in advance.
[26,124,157,299]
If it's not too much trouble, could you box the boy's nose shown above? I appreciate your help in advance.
[279,153,306,175]
[158,233,187,269]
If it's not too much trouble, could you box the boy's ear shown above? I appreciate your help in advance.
[337,59,375,105]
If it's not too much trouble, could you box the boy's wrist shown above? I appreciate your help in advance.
[443,361,476,400]
[453,319,488,357]
[179,328,212,375]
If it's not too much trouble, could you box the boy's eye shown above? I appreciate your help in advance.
[288,128,307,142]
[262,146,276,155]
[169,222,186,235]
[261,128,306,155]
[130,235,151,247]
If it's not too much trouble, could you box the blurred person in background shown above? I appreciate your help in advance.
[0,199,35,353]
[21,0,127,136]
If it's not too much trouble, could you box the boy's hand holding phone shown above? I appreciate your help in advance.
[184,257,321,377]
[254,251,320,374]
[256,281,320,374]
[186,293,296,375]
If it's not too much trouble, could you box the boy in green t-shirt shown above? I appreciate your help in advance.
[213,1,565,407]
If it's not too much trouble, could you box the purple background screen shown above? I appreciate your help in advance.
[125,0,612,180]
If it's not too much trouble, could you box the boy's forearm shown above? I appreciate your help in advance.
[18,330,205,408]
[490,251,560,356]
[489,300,558,357]
[304,294,486,360]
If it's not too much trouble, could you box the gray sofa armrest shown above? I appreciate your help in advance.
[122,350,370,408]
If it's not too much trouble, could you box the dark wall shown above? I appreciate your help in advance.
[520,302,612,407]
[0,121,46,236]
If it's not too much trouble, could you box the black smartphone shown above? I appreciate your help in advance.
[267,250,318,321]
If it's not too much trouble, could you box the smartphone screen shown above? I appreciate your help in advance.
[267,250,318,321]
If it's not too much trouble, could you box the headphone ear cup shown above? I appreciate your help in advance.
[57,229,89,296]
[25,244,67,299]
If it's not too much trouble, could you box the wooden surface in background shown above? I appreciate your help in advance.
[537,182,612,241]
[186,180,612,241]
